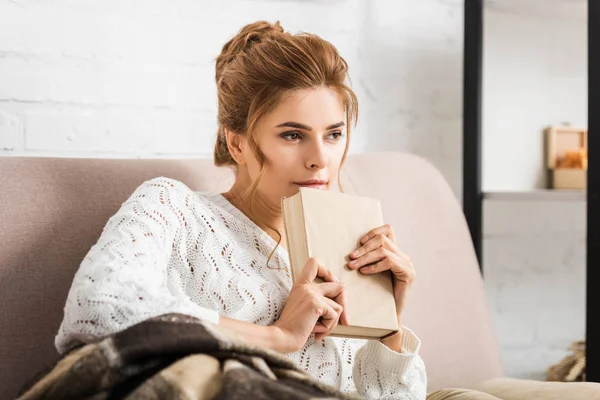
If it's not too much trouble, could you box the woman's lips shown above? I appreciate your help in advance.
[294,181,328,190]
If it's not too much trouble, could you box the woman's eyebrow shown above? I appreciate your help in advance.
[326,122,345,130]
[275,121,345,130]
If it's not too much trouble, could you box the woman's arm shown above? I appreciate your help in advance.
[56,177,221,354]
[380,315,404,352]
[350,327,427,399]
[218,316,287,352]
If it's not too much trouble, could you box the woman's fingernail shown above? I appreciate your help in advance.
[351,250,359,258]
[361,236,368,244]
[361,266,370,272]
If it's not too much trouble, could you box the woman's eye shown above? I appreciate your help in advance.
[327,131,343,140]
[281,132,302,141]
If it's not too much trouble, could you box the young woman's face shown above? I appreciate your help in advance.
[242,87,347,205]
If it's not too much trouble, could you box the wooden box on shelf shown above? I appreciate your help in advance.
[545,125,588,190]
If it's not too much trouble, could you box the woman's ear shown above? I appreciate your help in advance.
[224,129,246,165]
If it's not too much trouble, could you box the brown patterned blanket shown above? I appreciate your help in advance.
[18,313,360,400]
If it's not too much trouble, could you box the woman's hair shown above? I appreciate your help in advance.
[213,20,358,267]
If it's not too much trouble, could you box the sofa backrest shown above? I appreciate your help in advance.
[0,153,503,397]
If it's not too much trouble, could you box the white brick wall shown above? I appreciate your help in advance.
[483,7,587,191]
[0,110,23,151]
[0,0,587,383]
[483,198,586,380]
[0,0,464,194]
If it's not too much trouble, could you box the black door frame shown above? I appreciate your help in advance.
[586,0,599,383]
[462,0,483,273]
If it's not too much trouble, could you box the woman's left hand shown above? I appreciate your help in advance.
[347,224,415,321]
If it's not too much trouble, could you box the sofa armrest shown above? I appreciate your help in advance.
[473,377,600,400]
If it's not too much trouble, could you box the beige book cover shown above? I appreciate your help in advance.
[281,187,398,339]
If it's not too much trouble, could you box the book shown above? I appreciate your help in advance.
[281,187,398,340]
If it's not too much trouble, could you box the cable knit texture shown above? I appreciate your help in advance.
[56,177,427,399]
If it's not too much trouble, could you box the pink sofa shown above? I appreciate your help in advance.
[0,152,597,399]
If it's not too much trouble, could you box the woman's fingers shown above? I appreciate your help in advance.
[299,258,349,325]
[298,257,319,283]
[360,224,396,244]
[296,257,350,340]
[313,324,329,333]
[348,247,389,270]
[350,234,399,261]
[313,281,349,326]
[314,297,342,341]
[299,257,336,284]
[313,281,344,298]
[314,297,340,329]
[359,258,393,275]
[350,233,385,259]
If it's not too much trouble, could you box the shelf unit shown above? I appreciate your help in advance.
[463,0,599,381]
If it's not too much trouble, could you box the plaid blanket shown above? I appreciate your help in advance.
[18,313,360,400]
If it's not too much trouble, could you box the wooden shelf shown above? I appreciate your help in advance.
[483,189,586,201]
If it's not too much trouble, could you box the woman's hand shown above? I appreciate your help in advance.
[272,257,349,353]
[346,224,415,321]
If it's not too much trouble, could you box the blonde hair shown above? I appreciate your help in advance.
[214,21,358,267]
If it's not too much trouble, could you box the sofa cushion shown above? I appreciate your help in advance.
[474,377,600,400]
[427,388,501,399]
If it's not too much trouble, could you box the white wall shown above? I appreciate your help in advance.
[482,7,587,192]
[0,0,464,196]
[484,197,586,380]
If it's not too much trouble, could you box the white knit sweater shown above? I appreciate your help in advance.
[56,177,427,399]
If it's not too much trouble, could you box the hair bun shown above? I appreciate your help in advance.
[216,21,284,81]
[242,20,284,44]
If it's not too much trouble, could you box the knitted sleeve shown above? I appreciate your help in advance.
[349,326,427,399]
[55,177,220,354]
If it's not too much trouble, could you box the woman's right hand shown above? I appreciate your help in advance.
[272,257,349,353]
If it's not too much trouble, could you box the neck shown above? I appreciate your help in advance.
[222,180,285,248]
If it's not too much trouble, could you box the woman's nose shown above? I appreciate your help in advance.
[306,143,328,170]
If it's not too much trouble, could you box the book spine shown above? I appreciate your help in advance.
[297,191,310,278]
[281,196,297,282]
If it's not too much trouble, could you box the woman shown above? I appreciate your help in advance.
[56,21,439,399]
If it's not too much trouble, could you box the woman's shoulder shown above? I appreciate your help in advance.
[130,177,214,204]
[132,176,196,197]
[123,176,228,222]
[136,177,245,223]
